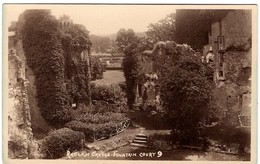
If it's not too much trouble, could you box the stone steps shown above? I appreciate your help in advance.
[130,143,148,148]
[133,139,147,143]
[136,134,147,137]
[130,133,148,148]
[135,136,147,140]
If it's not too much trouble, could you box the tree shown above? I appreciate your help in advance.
[116,28,138,52]
[90,56,105,80]
[146,13,176,46]
[117,29,143,109]
[157,44,216,144]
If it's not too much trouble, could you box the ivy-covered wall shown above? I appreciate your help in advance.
[19,10,91,125]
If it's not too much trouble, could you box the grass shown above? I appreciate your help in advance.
[93,70,125,85]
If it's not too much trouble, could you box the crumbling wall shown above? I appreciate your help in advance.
[26,67,51,138]
[214,50,251,126]
[8,49,33,159]
[13,20,50,136]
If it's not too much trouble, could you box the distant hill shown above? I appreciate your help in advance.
[97,32,146,41]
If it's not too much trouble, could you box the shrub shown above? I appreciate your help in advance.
[65,121,94,137]
[91,83,126,104]
[65,121,115,140]
[66,120,116,132]
[90,83,128,112]
[159,46,215,143]
[90,56,105,81]
[92,100,128,113]
[65,117,130,141]
[74,112,128,124]
[42,128,84,159]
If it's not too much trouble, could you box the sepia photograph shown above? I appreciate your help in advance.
[3,4,257,163]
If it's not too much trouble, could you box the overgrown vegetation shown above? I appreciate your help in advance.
[154,44,216,144]
[66,110,129,141]
[121,31,217,143]
[21,10,71,124]
[90,84,128,112]
[42,128,84,159]
[90,56,105,80]
[20,10,91,124]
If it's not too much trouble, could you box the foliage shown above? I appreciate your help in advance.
[157,44,216,143]
[91,83,126,104]
[65,117,129,140]
[90,34,111,53]
[224,51,250,83]
[123,44,141,109]
[20,10,91,124]
[90,83,128,112]
[225,36,252,52]
[114,29,142,109]
[206,123,250,150]
[65,121,94,137]
[61,23,91,52]
[148,133,173,150]
[21,9,71,124]
[116,28,138,52]
[74,112,127,124]
[42,128,84,159]
[92,100,128,113]
[146,13,176,46]
[61,23,91,107]
[90,56,105,80]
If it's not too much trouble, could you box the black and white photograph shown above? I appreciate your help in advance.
[3,4,257,162]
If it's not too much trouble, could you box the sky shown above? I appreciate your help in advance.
[4,4,177,35]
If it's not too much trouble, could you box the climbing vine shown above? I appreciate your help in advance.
[122,41,141,109]
[90,56,105,81]
[61,23,91,107]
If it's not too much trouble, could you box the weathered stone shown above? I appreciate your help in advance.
[8,49,35,159]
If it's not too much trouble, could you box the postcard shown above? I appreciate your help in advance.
[3,4,257,164]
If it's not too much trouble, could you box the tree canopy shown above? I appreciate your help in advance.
[146,13,176,46]
[116,28,138,52]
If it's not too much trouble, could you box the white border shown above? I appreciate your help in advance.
[1,2,259,164]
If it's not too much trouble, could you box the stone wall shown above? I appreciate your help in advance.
[204,10,252,127]
[211,50,251,127]
[26,67,51,137]
[8,49,33,158]
[10,23,50,137]
[208,10,252,53]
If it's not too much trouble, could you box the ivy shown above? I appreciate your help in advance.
[90,56,105,81]
[20,10,91,125]
[122,41,141,109]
